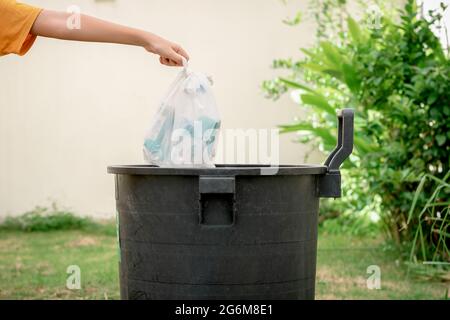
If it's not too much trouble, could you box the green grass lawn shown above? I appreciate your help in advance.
[0,227,448,300]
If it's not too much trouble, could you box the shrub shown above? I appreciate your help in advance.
[263,0,450,259]
[0,205,96,232]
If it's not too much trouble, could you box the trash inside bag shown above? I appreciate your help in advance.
[143,59,221,167]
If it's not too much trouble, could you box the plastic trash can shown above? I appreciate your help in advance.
[108,109,354,300]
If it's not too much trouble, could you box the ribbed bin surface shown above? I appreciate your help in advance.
[109,165,325,300]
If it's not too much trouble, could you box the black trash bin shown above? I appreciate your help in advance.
[108,109,354,300]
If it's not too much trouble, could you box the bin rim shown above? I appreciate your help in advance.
[107,164,327,176]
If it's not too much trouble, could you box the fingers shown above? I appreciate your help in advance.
[165,43,189,66]
[154,41,190,67]
[159,56,178,67]
[174,45,190,61]
[169,51,184,66]
[159,46,188,67]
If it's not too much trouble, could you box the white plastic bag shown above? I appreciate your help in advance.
[143,60,221,167]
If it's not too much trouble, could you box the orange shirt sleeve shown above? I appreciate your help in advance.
[0,0,42,56]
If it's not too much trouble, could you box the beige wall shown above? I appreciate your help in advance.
[0,0,324,218]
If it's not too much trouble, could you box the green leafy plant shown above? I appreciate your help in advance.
[264,0,450,255]
[0,204,114,234]
[408,171,450,263]
[404,170,450,281]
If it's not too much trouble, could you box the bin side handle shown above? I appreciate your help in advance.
[318,109,354,198]
[324,109,354,172]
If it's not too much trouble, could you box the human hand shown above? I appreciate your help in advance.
[143,33,189,67]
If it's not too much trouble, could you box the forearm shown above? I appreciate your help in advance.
[31,10,151,48]
[29,9,189,67]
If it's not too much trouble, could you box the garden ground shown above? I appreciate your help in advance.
[0,227,448,300]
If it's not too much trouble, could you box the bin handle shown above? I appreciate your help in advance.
[324,109,354,171]
[318,109,354,198]
[198,176,236,226]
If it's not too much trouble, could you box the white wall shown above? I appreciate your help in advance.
[422,0,450,50]
[0,0,323,218]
